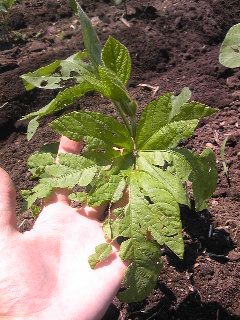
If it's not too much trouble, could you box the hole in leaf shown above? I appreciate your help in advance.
[70,70,80,77]
[60,78,77,88]
[40,80,48,87]
[144,195,154,204]
[116,236,128,245]
[55,66,63,75]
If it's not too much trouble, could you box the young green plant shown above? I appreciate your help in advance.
[219,23,240,68]
[21,0,218,302]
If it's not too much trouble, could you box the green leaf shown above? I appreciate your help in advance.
[88,243,112,269]
[117,176,162,301]
[21,51,92,91]
[27,152,55,169]
[118,238,162,302]
[21,191,41,218]
[176,148,218,211]
[136,93,174,144]
[23,82,93,121]
[136,91,216,150]
[87,175,126,207]
[69,191,88,203]
[27,117,39,141]
[21,60,63,91]
[170,102,216,122]
[28,151,55,177]
[44,164,97,188]
[65,51,88,63]
[24,183,53,209]
[42,153,97,188]
[219,23,240,68]
[138,119,198,150]
[137,153,189,206]
[135,171,184,257]
[98,66,131,107]
[103,206,130,240]
[115,170,186,301]
[25,153,98,207]
[138,148,217,211]
[69,0,102,68]
[102,36,131,85]
[31,204,41,218]
[51,111,133,150]
[139,150,192,183]
[170,87,191,119]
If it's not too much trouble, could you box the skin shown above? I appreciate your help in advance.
[0,137,127,320]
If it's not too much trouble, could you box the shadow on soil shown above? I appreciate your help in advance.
[165,205,235,272]
[103,291,238,320]
[103,206,236,320]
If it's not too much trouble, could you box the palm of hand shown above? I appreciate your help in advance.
[0,138,126,320]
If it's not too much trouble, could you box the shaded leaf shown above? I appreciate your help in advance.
[23,82,93,121]
[0,0,16,11]
[118,238,162,302]
[171,102,216,122]
[170,87,192,119]
[176,148,218,211]
[69,0,102,68]
[27,117,39,141]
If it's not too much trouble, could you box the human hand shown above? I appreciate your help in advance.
[0,137,126,320]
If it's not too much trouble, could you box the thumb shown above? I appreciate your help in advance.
[0,168,17,233]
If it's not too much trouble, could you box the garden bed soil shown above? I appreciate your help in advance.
[0,0,240,319]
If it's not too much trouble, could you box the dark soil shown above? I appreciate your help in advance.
[0,0,240,319]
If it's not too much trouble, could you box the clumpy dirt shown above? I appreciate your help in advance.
[0,0,240,319]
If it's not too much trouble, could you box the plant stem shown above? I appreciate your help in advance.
[114,101,133,137]
[130,115,137,139]
[114,101,138,169]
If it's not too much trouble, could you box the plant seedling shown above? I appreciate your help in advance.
[21,0,218,302]
[219,23,240,68]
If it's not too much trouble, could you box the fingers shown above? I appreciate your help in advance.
[0,167,17,233]
[57,136,83,155]
[44,136,83,206]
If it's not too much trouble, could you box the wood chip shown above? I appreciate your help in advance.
[138,83,160,97]
[119,17,131,28]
